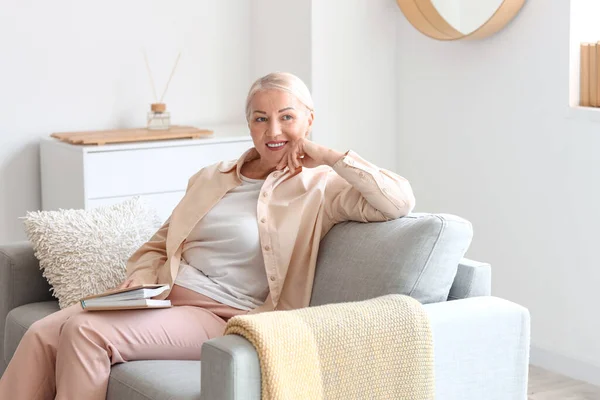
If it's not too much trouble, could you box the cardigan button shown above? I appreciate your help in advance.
[260,217,267,223]
[270,275,276,281]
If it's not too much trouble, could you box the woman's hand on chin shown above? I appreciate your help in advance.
[276,137,345,171]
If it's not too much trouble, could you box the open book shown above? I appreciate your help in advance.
[80,284,172,311]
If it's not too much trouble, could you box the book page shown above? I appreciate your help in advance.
[81,284,169,301]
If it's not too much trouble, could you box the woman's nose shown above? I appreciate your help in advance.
[267,119,282,135]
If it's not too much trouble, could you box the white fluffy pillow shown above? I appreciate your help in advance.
[22,197,162,309]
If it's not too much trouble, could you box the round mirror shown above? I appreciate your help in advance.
[396,0,525,40]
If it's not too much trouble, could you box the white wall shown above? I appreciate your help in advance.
[311,0,400,171]
[249,0,312,90]
[396,0,600,384]
[0,0,252,242]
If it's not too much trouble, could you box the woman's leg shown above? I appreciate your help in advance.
[0,303,84,400]
[55,285,249,400]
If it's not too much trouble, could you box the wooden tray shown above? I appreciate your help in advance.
[51,125,214,146]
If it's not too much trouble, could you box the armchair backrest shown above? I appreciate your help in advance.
[310,213,473,307]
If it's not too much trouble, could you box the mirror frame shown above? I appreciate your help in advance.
[396,0,525,41]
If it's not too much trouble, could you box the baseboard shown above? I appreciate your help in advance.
[530,345,600,386]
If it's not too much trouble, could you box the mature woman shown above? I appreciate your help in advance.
[0,72,415,399]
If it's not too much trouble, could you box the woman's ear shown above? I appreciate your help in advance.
[307,110,314,129]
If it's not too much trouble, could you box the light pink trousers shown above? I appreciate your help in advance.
[0,284,250,400]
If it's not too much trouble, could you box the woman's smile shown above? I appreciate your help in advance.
[266,141,288,151]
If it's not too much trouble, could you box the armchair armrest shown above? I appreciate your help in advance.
[0,241,54,307]
[448,257,491,300]
[200,334,261,400]
[0,241,53,373]
[200,296,529,400]
[426,296,530,400]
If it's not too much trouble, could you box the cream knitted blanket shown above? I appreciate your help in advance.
[223,294,435,400]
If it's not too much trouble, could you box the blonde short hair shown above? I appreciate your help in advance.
[245,72,314,121]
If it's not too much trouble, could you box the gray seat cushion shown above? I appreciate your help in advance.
[311,213,473,307]
[108,360,201,400]
[5,301,202,400]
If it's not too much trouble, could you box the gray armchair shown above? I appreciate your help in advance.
[0,213,530,400]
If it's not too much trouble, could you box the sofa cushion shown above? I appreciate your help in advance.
[310,213,473,307]
[108,360,201,400]
[4,301,60,364]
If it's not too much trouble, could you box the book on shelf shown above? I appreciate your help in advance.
[581,43,591,107]
[591,43,598,107]
[80,284,171,311]
[596,41,600,106]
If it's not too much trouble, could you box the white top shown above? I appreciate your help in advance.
[174,172,269,310]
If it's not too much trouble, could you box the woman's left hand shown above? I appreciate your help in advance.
[276,137,345,171]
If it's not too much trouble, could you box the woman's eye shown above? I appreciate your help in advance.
[282,114,293,121]
[255,117,267,122]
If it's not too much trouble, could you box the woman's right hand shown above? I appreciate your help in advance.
[116,277,137,290]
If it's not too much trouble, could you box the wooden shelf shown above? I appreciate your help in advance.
[51,125,214,146]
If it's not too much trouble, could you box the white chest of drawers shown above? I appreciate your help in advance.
[40,124,253,222]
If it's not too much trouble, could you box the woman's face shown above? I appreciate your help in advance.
[248,89,313,166]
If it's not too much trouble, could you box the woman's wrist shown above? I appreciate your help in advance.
[324,149,346,167]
